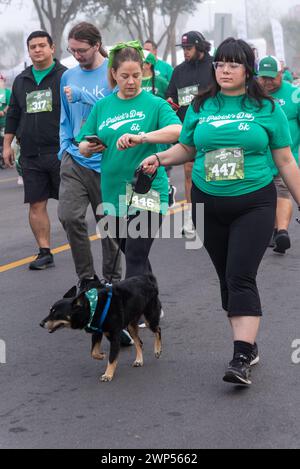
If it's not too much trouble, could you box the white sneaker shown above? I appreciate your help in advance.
[139,309,164,328]
[17,176,23,186]
[182,209,195,237]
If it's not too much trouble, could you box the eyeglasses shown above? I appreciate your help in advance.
[67,45,94,56]
[213,61,244,71]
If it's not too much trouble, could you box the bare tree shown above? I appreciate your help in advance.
[100,0,203,66]
[0,0,105,59]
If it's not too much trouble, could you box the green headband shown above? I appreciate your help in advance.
[108,40,144,68]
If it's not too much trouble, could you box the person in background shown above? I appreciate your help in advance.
[0,74,11,169]
[143,39,173,83]
[142,52,176,208]
[167,31,214,237]
[258,55,300,254]
[3,31,66,270]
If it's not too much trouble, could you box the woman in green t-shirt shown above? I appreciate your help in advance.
[141,38,300,387]
[78,42,181,282]
[142,52,169,99]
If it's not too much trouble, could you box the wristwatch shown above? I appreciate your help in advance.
[140,132,147,144]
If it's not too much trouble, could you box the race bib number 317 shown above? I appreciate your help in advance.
[26,89,53,114]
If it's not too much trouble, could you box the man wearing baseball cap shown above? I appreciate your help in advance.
[166,31,214,236]
[258,55,300,254]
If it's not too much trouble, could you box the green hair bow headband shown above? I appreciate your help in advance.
[108,40,144,68]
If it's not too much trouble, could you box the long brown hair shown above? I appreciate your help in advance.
[68,22,108,58]
[108,47,143,89]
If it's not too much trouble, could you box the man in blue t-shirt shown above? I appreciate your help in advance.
[58,22,122,290]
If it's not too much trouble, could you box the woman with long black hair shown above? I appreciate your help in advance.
[141,37,300,386]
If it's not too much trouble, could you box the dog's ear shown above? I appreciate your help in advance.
[63,286,77,298]
[72,292,86,307]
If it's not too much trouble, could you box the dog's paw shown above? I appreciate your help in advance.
[91,352,106,361]
[100,374,113,382]
[133,360,143,368]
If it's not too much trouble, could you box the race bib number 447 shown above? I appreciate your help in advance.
[205,148,245,181]
[26,89,53,114]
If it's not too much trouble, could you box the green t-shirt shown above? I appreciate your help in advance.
[266,80,300,175]
[179,92,292,197]
[32,61,55,85]
[155,59,173,83]
[283,69,294,84]
[142,75,169,99]
[0,88,11,127]
[77,90,181,216]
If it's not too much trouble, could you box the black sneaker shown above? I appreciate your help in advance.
[78,274,103,293]
[120,329,134,346]
[29,252,54,270]
[223,353,252,386]
[273,230,291,254]
[168,184,177,208]
[250,342,260,366]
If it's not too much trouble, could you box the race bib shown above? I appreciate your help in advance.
[178,85,198,107]
[26,89,53,114]
[126,184,160,213]
[205,148,245,181]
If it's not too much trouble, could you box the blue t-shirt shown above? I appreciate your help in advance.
[59,59,112,173]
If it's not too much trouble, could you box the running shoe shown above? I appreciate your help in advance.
[168,184,177,208]
[182,210,195,238]
[250,342,260,366]
[120,329,134,346]
[77,274,103,293]
[139,309,164,329]
[273,229,291,254]
[17,176,24,186]
[223,353,252,386]
[29,252,54,270]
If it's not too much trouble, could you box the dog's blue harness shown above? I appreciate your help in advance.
[84,286,113,334]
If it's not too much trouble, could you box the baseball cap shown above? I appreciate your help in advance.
[176,31,206,47]
[258,56,282,78]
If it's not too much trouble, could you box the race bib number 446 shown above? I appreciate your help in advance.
[205,148,245,181]
[26,89,53,114]
[126,184,160,213]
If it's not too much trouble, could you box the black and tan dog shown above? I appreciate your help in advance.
[40,274,162,382]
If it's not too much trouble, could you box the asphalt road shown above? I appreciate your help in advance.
[0,166,300,449]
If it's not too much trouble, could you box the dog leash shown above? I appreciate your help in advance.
[85,286,113,334]
[108,166,157,284]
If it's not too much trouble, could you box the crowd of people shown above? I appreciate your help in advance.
[1,22,300,386]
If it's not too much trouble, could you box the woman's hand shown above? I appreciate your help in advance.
[79,141,106,158]
[116,133,143,151]
[141,154,160,175]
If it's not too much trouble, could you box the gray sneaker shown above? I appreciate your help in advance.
[29,252,54,270]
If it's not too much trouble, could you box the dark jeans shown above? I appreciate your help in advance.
[191,182,277,317]
[116,211,163,278]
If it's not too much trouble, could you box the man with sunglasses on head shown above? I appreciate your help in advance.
[167,31,214,237]
[58,22,122,293]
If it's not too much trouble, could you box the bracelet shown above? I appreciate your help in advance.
[155,153,161,167]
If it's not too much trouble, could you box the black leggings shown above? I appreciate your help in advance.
[191,183,277,317]
[116,211,163,278]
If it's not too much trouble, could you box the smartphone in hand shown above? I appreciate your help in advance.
[85,135,106,147]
